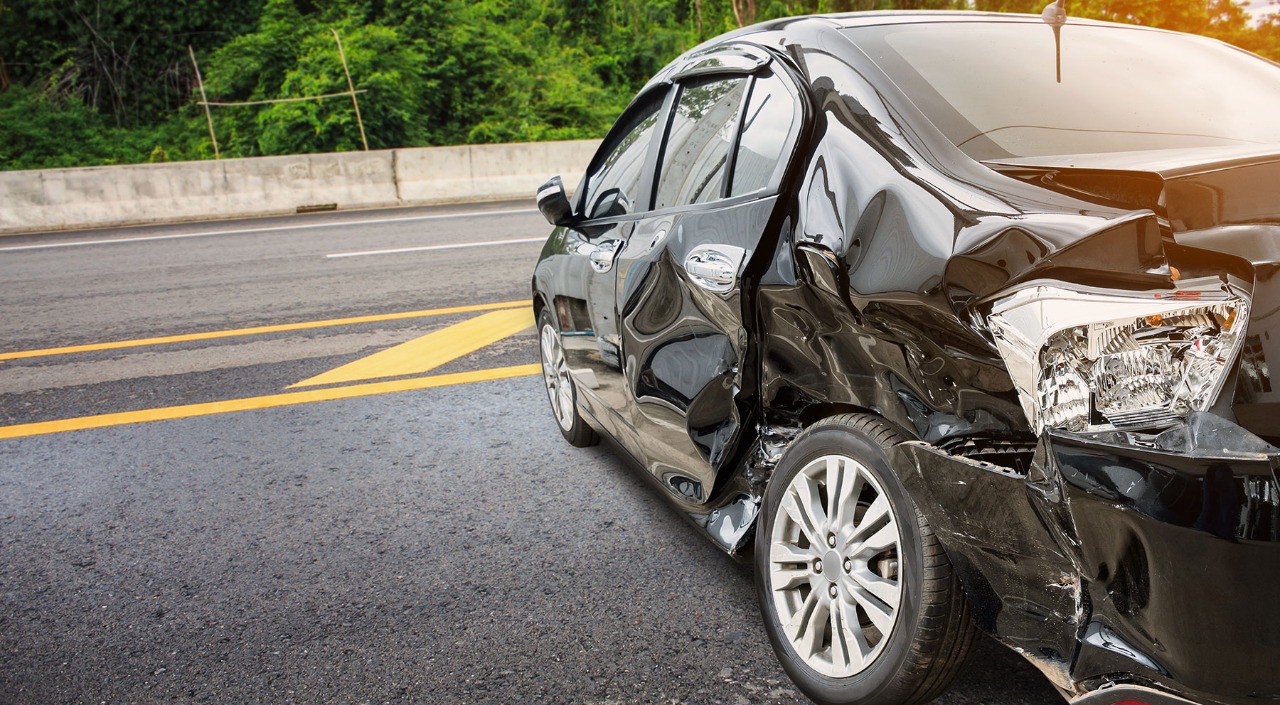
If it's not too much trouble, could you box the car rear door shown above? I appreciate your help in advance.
[614,53,806,505]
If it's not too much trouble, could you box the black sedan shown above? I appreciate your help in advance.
[531,8,1280,705]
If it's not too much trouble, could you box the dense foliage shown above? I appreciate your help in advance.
[2,0,1279,170]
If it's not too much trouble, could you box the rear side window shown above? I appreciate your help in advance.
[583,99,663,219]
[731,71,799,196]
[654,77,749,210]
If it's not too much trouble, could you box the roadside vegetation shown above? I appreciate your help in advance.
[2,0,1278,170]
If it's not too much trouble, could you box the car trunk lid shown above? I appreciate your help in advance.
[986,144,1280,232]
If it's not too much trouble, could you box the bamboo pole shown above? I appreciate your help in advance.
[199,90,367,107]
[331,29,369,152]
[188,46,220,160]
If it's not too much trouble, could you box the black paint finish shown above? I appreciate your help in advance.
[533,11,1280,705]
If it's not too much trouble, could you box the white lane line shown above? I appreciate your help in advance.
[0,208,540,253]
[325,237,546,259]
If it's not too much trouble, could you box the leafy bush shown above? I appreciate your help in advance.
[3,0,1279,170]
[0,87,142,169]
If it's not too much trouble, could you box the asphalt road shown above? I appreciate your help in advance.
[0,203,1063,704]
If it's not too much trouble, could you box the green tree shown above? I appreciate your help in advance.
[3,0,1280,170]
[0,0,262,126]
[257,24,428,153]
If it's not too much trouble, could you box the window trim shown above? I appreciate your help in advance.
[720,76,757,200]
[652,74,754,213]
[646,62,805,219]
[574,42,807,226]
[727,64,805,202]
[574,84,675,222]
[671,46,772,81]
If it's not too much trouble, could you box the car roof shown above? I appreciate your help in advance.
[659,11,1178,82]
[757,9,1164,33]
[640,10,1180,107]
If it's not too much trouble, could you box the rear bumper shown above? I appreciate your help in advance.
[1070,684,1201,705]
[892,411,1280,705]
[1047,414,1280,704]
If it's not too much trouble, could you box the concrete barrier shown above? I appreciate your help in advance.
[395,141,599,205]
[0,139,602,235]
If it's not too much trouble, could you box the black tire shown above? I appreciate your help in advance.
[537,308,598,448]
[754,413,976,705]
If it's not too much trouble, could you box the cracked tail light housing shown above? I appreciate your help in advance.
[986,278,1249,433]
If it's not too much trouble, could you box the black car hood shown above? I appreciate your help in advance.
[985,145,1280,234]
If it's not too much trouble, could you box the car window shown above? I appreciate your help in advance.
[583,98,663,220]
[654,77,749,210]
[731,71,799,196]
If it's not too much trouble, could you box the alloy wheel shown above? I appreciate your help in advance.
[540,323,575,432]
[768,453,903,678]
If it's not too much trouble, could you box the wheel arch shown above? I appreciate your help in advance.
[532,288,547,321]
[791,404,920,442]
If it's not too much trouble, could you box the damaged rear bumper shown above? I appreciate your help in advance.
[892,412,1280,705]
[1069,684,1202,705]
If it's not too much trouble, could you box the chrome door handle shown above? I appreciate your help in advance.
[684,244,746,293]
[686,260,734,284]
[588,239,624,273]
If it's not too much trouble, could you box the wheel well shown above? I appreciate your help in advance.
[793,403,917,441]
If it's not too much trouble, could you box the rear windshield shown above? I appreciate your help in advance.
[843,21,1280,160]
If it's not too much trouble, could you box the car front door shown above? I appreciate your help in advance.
[551,88,672,455]
[615,58,806,506]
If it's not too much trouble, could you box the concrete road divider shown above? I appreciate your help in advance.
[0,139,601,235]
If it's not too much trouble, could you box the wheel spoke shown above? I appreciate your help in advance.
[540,328,556,363]
[845,494,890,547]
[827,456,860,529]
[851,519,898,558]
[829,599,852,671]
[835,600,870,672]
[783,471,828,544]
[770,542,813,566]
[794,590,830,659]
[782,587,813,631]
[771,566,811,592]
[557,386,573,423]
[850,581,898,635]
[848,568,900,610]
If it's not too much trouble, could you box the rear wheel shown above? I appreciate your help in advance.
[755,414,976,705]
[538,308,598,447]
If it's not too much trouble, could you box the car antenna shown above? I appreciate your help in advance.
[1042,0,1067,83]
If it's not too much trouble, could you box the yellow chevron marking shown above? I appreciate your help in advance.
[289,307,534,388]
[0,300,528,361]
[0,364,541,440]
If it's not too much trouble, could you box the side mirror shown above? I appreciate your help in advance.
[587,188,630,220]
[536,176,575,227]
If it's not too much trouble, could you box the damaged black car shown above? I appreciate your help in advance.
[531,7,1280,705]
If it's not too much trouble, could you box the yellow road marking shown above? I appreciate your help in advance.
[0,364,542,440]
[290,307,534,388]
[0,300,529,362]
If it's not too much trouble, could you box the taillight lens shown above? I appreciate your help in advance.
[987,278,1249,433]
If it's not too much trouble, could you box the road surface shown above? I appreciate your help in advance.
[0,203,1062,704]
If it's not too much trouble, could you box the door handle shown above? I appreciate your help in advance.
[587,239,624,273]
[684,244,746,293]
